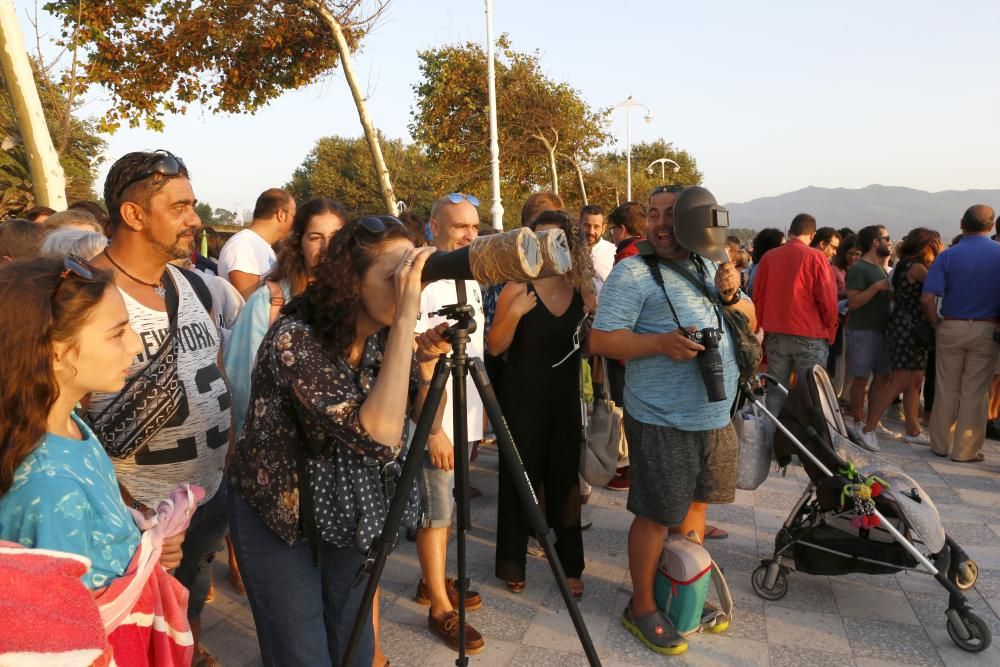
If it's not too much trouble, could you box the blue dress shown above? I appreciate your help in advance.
[0,412,140,589]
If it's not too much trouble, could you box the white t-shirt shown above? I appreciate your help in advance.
[415,280,485,443]
[591,238,616,295]
[217,229,276,285]
[87,266,232,506]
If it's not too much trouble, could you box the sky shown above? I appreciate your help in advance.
[16,0,1000,216]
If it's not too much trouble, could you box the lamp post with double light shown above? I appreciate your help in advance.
[611,96,653,200]
[646,157,680,182]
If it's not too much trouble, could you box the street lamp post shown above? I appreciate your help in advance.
[611,96,653,200]
[646,157,681,181]
[485,0,504,230]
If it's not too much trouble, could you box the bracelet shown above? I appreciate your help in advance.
[418,378,433,387]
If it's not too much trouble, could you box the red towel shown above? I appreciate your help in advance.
[0,541,113,666]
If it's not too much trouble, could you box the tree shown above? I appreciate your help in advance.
[0,60,105,217]
[410,36,609,226]
[287,134,438,216]
[44,0,400,213]
[213,207,237,226]
[566,139,703,214]
[194,201,214,225]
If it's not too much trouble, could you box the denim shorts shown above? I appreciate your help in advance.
[418,442,476,529]
[173,480,229,619]
[846,329,891,377]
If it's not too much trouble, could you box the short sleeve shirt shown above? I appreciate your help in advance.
[846,260,889,331]
[415,280,485,443]
[593,255,739,431]
[591,239,617,295]
[217,229,276,283]
[0,414,140,590]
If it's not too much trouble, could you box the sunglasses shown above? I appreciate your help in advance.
[446,192,480,207]
[649,184,685,197]
[357,215,404,236]
[52,254,97,302]
[552,314,590,368]
[116,151,187,201]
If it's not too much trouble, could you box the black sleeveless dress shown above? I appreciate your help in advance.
[495,284,585,582]
[888,258,930,371]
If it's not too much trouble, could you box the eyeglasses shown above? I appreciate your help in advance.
[357,215,404,236]
[880,236,892,242]
[446,193,480,207]
[649,184,685,198]
[552,314,589,368]
[52,254,96,302]
[116,151,187,201]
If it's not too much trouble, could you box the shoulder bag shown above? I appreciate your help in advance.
[579,356,626,486]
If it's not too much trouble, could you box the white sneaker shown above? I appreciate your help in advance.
[875,422,901,439]
[852,422,881,452]
[902,430,930,446]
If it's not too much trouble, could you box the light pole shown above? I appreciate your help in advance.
[485,0,504,229]
[611,96,653,200]
[646,157,680,181]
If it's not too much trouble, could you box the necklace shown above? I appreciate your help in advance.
[105,251,166,299]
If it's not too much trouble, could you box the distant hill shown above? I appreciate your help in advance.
[725,185,1000,240]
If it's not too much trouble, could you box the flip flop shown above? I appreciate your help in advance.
[950,453,986,463]
[704,525,729,540]
[506,580,525,593]
[621,603,688,655]
[700,602,730,634]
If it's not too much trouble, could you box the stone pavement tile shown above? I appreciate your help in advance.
[831,580,921,625]
[200,609,262,667]
[895,570,953,596]
[903,591,1000,667]
[928,460,999,480]
[709,546,764,604]
[769,645,855,667]
[854,659,924,667]
[419,635,520,666]
[934,503,1000,525]
[540,562,627,618]
[708,503,755,526]
[765,571,840,614]
[753,507,788,532]
[954,488,1000,509]
[939,521,1000,547]
[764,606,850,653]
[723,596,767,643]
[842,617,944,666]
[451,587,538,643]
[510,644,591,666]
[962,543,1000,570]
[753,490,801,513]
[378,616,445,667]
[673,637,770,666]
[939,474,1000,494]
[521,606,611,654]
[972,566,1000,599]
[835,572,903,592]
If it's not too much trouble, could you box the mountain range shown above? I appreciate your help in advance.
[724,185,1000,240]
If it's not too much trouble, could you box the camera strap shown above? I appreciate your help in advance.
[640,253,723,331]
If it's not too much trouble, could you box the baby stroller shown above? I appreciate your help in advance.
[742,366,991,653]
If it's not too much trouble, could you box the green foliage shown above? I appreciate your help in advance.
[42,0,365,132]
[287,134,439,216]
[213,207,237,225]
[0,61,105,217]
[409,35,609,227]
[194,201,214,225]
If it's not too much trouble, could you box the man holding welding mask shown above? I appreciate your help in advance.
[590,185,754,655]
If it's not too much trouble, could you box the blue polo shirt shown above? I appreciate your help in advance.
[594,255,738,431]
[923,235,1000,319]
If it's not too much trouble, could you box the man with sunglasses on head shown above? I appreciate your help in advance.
[412,192,487,654]
[217,188,296,299]
[87,150,233,667]
[590,184,753,656]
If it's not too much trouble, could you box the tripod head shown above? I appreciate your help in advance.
[432,280,478,347]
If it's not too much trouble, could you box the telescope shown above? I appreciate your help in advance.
[421,226,572,284]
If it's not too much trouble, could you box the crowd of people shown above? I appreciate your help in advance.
[0,147,998,665]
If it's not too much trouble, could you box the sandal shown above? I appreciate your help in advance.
[621,603,688,655]
[700,602,730,634]
[506,580,525,593]
[568,578,584,598]
[193,646,219,667]
[704,524,729,540]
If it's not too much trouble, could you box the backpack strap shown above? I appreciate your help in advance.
[710,560,734,620]
[169,265,213,314]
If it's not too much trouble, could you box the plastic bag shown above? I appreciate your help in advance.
[733,402,774,490]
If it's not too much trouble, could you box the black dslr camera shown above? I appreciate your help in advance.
[685,327,727,402]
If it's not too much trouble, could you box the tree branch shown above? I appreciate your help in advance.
[57,0,83,155]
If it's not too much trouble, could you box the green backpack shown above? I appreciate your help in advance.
[654,533,734,637]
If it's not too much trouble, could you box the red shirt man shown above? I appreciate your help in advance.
[753,214,838,413]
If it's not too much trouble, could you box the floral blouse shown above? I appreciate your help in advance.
[227,316,419,549]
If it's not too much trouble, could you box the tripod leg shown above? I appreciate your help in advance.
[451,345,471,665]
[468,358,602,667]
[341,355,452,667]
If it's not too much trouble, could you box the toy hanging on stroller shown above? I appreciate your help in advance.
[741,365,991,653]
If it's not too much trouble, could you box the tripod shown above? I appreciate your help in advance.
[342,282,600,666]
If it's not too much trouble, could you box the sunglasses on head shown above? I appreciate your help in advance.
[650,184,685,197]
[52,254,97,302]
[446,192,480,207]
[116,151,186,201]
[357,215,404,236]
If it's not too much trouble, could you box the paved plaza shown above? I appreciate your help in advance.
[202,418,1000,666]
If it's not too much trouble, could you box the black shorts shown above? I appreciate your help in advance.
[624,413,737,527]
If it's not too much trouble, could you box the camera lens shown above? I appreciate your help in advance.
[695,328,727,402]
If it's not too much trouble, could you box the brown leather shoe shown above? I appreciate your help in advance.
[428,610,485,654]
[414,577,483,611]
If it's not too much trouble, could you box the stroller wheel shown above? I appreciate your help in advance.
[751,562,788,601]
[952,560,979,591]
[946,610,992,653]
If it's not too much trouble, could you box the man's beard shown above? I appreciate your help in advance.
[143,226,192,260]
[877,245,892,258]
